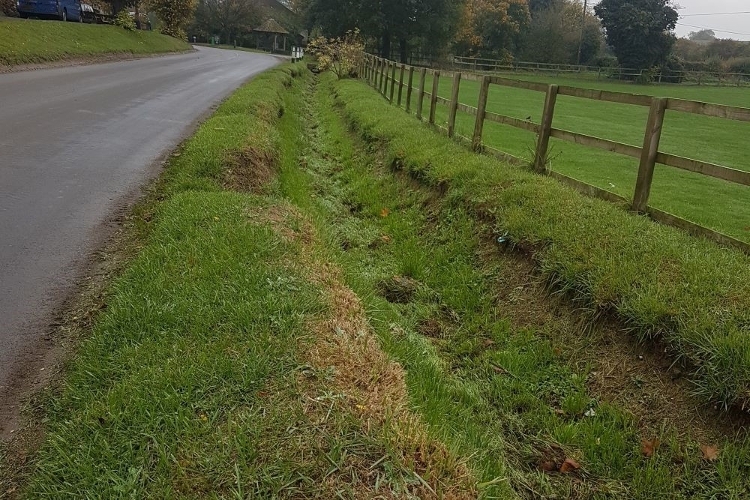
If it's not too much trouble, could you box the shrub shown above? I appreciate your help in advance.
[114,10,136,31]
[307,29,364,80]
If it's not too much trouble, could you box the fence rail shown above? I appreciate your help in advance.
[449,56,750,86]
[360,54,750,254]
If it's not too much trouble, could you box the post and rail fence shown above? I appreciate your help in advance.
[359,54,750,254]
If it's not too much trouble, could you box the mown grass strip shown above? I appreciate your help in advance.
[0,18,189,66]
[333,78,750,411]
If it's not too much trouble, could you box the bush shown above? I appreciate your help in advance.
[307,29,364,80]
[726,57,750,76]
[114,10,136,31]
[659,55,684,83]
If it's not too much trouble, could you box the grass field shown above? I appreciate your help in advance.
[412,71,750,243]
[0,17,189,66]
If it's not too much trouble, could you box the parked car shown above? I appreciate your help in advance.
[16,0,83,21]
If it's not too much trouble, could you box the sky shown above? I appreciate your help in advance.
[590,0,750,41]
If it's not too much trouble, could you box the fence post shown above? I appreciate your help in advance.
[390,63,397,102]
[416,68,427,120]
[632,98,668,213]
[472,75,491,152]
[397,64,405,107]
[406,66,415,113]
[380,60,386,94]
[383,61,390,96]
[429,70,440,125]
[533,84,559,172]
[377,59,383,92]
[447,72,462,138]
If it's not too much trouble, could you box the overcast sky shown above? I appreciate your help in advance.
[590,0,750,41]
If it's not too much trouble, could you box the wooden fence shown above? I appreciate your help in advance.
[451,56,750,86]
[360,54,750,254]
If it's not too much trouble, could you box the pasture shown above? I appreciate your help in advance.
[421,73,750,244]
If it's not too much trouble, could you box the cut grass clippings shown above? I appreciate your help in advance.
[334,77,750,413]
[0,18,189,67]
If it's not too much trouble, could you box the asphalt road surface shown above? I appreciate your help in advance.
[0,47,280,428]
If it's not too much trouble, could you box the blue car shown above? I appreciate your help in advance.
[17,0,84,21]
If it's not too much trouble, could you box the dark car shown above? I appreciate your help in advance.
[17,0,84,21]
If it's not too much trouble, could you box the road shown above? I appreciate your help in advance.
[0,47,280,431]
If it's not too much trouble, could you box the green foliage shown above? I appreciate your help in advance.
[594,0,678,71]
[308,29,364,79]
[189,0,260,46]
[454,0,530,59]
[520,0,603,65]
[114,9,136,30]
[149,0,195,38]
[302,0,460,61]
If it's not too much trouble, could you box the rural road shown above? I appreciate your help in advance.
[0,46,279,433]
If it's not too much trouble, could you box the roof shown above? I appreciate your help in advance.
[254,18,289,34]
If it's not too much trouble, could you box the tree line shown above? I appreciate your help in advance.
[297,0,750,80]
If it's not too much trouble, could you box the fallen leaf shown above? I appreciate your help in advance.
[482,339,495,348]
[380,208,390,218]
[559,458,580,473]
[380,234,392,243]
[641,438,660,458]
[701,444,720,461]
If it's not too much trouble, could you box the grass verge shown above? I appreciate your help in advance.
[0,18,189,66]
[334,77,750,412]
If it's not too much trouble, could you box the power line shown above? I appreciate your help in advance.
[676,21,750,37]
[681,11,750,17]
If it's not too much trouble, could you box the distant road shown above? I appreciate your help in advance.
[0,47,279,425]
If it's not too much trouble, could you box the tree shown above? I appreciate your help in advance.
[191,0,260,44]
[149,0,197,37]
[301,0,459,62]
[454,0,530,59]
[594,0,678,70]
[521,0,602,64]
[688,29,715,42]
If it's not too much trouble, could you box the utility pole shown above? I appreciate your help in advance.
[576,0,588,66]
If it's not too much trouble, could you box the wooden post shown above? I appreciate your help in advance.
[447,72,462,138]
[397,64,405,107]
[632,98,668,213]
[406,66,415,113]
[381,61,388,95]
[472,75,491,152]
[533,84,559,172]
[390,63,397,102]
[416,68,427,120]
[429,70,440,125]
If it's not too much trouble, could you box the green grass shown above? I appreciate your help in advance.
[8,64,473,498]
[0,18,189,66]
[6,61,750,498]
[407,72,750,243]
[274,73,750,498]
[336,76,750,412]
